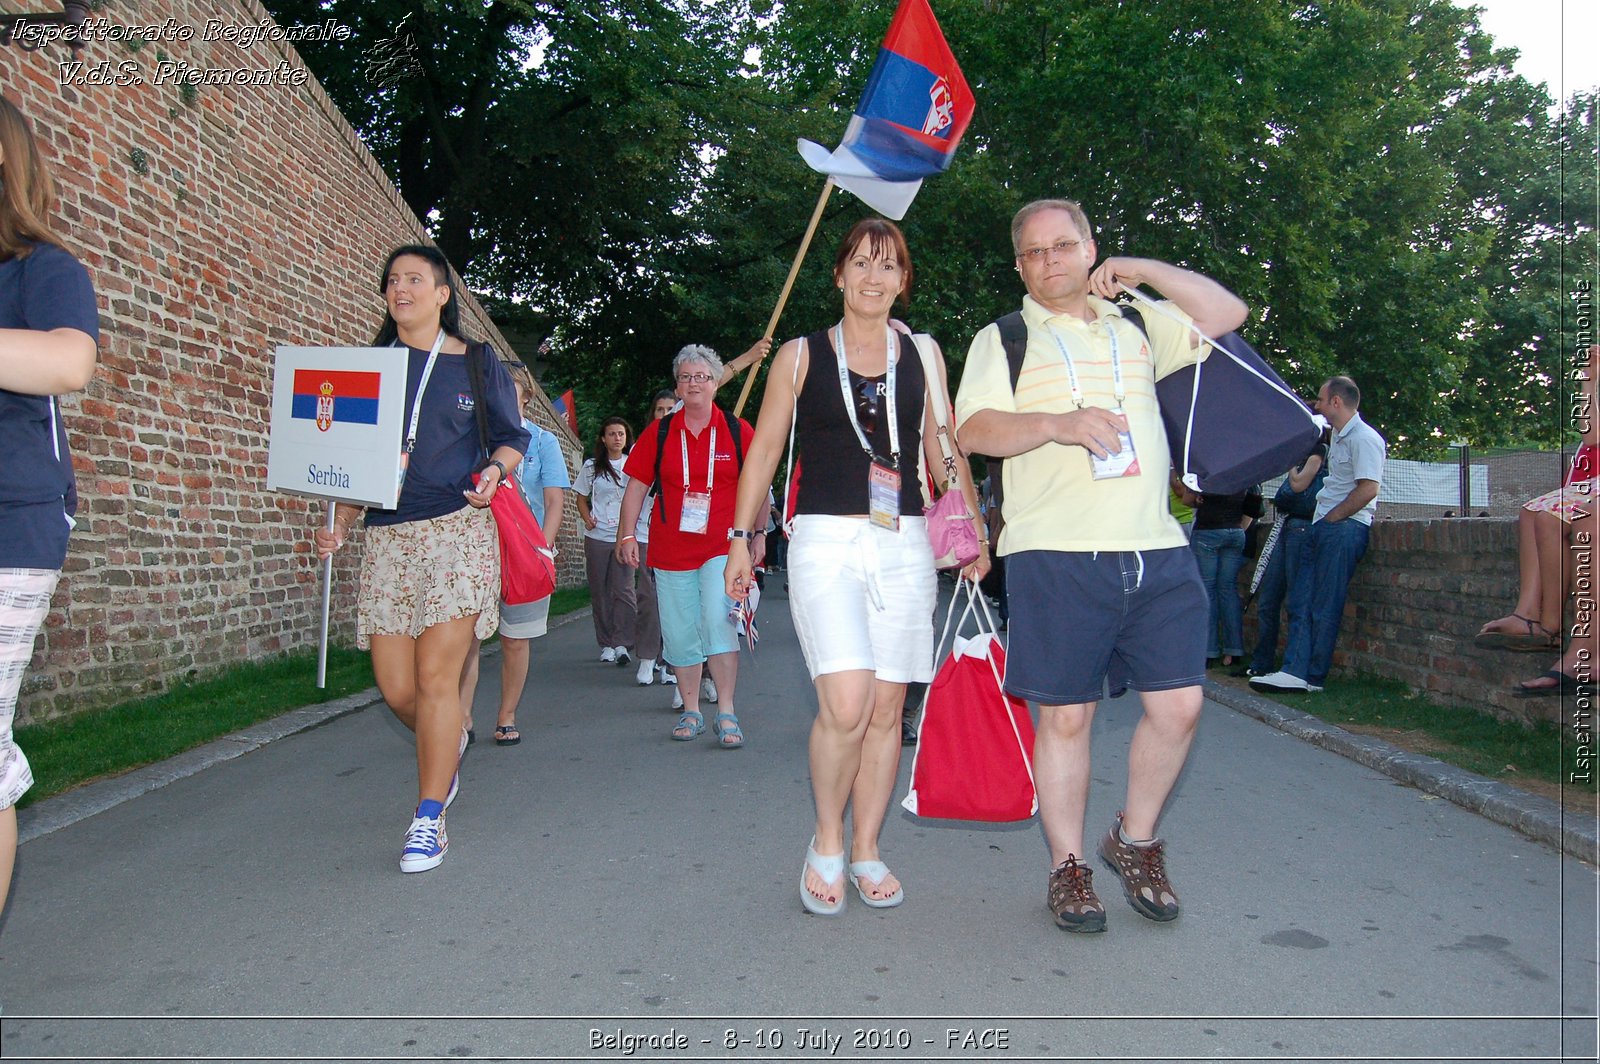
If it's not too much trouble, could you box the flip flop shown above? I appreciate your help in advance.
[494,724,521,746]
[1512,670,1596,698]
[671,709,705,741]
[801,837,846,916]
[849,859,905,909]
[1475,615,1561,652]
[712,712,744,750]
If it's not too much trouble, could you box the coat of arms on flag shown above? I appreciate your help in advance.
[797,0,975,220]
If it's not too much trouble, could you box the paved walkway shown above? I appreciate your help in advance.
[2,576,1596,1062]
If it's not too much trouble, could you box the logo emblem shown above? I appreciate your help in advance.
[922,77,954,136]
[315,381,335,432]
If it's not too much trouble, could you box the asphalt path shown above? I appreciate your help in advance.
[0,574,1595,1063]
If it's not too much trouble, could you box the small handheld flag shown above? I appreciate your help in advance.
[552,388,579,436]
[797,0,974,219]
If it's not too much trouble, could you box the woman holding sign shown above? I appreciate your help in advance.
[313,245,529,874]
[0,98,100,916]
[724,219,987,915]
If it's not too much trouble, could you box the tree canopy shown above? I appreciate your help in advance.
[266,0,1593,455]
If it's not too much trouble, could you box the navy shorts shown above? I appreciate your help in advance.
[1004,547,1207,705]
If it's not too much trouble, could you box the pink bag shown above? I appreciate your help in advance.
[924,486,980,570]
[910,334,980,570]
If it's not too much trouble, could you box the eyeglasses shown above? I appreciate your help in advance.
[1018,238,1085,263]
[856,378,880,433]
[676,372,714,384]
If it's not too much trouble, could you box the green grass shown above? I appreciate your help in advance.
[15,587,593,807]
[1275,672,1595,795]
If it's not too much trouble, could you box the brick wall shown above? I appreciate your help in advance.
[2,0,585,723]
[1247,518,1563,726]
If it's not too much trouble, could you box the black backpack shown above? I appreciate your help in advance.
[650,405,745,520]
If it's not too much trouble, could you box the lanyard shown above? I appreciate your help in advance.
[398,330,448,454]
[678,411,717,492]
[1046,316,1125,410]
[832,323,899,466]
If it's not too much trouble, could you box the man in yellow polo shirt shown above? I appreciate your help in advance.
[955,198,1248,934]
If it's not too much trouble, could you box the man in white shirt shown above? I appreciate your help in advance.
[1251,376,1386,694]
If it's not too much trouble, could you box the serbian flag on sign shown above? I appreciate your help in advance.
[551,389,579,436]
[290,369,381,431]
[797,0,974,220]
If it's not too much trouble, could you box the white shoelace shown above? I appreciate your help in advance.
[404,816,443,852]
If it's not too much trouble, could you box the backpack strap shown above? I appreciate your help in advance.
[996,311,1027,394]
[651,412,674,521]
[986,312,1032,516]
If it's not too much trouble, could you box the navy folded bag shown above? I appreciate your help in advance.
[1123,302,1321,496]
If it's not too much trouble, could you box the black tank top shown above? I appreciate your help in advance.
[794,329,926,517]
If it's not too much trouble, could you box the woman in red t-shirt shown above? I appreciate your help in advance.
[615,346,756,746]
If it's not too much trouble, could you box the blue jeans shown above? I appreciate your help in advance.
[1281,518,1370,686]
[1248,517,1311,673]
[1191,527,1246,658]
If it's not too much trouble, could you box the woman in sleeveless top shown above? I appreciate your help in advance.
[725,219,988,915]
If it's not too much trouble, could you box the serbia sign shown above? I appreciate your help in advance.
[266,346,409,509]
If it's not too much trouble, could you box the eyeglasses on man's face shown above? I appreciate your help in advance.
[676,372,714,384]
[1018,238,1085,263]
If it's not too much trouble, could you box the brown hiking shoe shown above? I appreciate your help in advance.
[1046,855,1106,933]
[1097,814,1181,922]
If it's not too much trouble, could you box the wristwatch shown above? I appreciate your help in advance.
[727,528,758,541]
[487,459,507,479]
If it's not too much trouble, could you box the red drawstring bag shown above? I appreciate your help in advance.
[902,580,1037,822]
[488,476,555,606]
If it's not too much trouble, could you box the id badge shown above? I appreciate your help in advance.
[680,491,711,534]
[868,461,901,531]
[1088,408,1141,481]
[397,451,411,493]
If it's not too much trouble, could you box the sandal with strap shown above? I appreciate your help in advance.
[801,837,846,916]
[1475,614,1560,652]
[849,859,905,908]
[671,709,705,741]
[712,712,744,750]
[494,724,521,746]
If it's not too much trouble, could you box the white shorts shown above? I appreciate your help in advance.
[788,514,937,683]
[497,595,551,640]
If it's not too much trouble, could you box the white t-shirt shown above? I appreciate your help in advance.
[574,455,629,541]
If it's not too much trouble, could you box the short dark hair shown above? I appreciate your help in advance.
[1323,376,1361,409]
[832,218,913,307]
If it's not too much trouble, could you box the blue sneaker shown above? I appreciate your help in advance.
[400,813,447,873]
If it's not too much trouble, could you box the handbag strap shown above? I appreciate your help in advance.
[909,333,959,506]
[780,337,803,537]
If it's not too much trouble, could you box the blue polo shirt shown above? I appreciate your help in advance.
[0,242,99,569]
[515,418,571,526]
[365,344,531,527]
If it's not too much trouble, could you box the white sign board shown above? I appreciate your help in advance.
[265,346,410,509]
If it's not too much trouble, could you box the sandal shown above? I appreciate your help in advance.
[1475,614,1560,652]
[671,709,705,741]
[712,712,744,750]
[494,724,521,746]
[801,837,846,916]
[849,859,905,909]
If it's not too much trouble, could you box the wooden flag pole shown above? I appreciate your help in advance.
[733,178,836,418]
